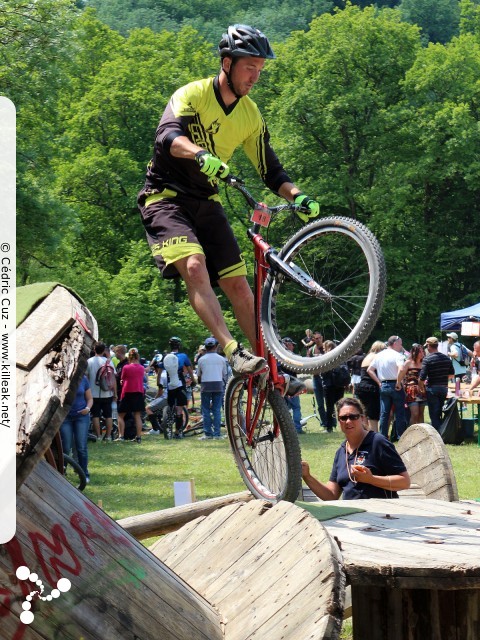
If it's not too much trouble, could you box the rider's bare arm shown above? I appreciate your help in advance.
[169,135,204,160]
[278,181,302,201]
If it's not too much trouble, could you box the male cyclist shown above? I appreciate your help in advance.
[138,24,319,386]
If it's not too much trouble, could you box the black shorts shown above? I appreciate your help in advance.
[92,397,113,419]
[168,386,188,408]
[119,392,145,414]
[355,388,381,421]
[139,193,247,285]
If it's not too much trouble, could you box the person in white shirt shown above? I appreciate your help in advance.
[197,337,228,439]
[367,335,407,439]
[146,364,169,435]
[86,342,116,440]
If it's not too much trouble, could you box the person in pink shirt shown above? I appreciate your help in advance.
[117,348,146,443]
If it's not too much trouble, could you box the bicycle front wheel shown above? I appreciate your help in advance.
[225,376,302,503]
[261,216,386,373]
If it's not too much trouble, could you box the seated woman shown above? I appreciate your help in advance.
[302,397,410,500]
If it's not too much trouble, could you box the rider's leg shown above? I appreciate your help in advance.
[146,407,162,432]
[174,254,265,375]
[218,275,256,349]
[174,254,235,348]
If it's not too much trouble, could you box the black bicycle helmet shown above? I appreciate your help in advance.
[218,24,275,59]
[169,336,181,347]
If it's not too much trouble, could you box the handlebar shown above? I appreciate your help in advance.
[221,173,307,217]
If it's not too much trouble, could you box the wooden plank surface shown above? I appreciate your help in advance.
[152,501,346,640]
[351,584,480,640]
[16,287,97,488]
[16,286,95,371]
[321,498,480,586]
[118,490,254,538]
[0,460,223,640]
[397,423,458,501]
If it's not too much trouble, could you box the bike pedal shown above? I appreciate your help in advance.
[242,365,269,379]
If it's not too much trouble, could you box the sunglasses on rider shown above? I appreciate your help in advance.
[338,413,362,423]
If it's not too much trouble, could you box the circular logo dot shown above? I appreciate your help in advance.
[16,566,30,581]
[20,610,34,625]
[51,589,60,598]
[29,573,38,582]
[22,601,31,611]
[57,578,71,593]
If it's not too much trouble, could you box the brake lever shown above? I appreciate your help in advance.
[222,174,245,186]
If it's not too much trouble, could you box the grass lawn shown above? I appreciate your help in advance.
[83,394,479,519]
[81,394,478,640]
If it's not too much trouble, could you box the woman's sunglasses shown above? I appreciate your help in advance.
[338,413,362,423]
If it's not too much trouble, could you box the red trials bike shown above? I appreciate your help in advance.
[222,175,386,503]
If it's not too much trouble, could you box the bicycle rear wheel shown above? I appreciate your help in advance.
[261,216,386,373]
[225,376,302,503]
[63,454,87,492]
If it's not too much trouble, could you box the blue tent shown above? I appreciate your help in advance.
[440,302,480,331]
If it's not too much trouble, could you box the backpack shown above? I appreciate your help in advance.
[331,364,351,388]
[95,361,116,392]
[455,342,469,367]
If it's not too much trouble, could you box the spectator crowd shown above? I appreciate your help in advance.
[59,325,479,488]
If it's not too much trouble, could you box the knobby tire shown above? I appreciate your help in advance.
[225,376,302,503]
[261,216,386,374]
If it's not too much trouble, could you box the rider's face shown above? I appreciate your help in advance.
[224,56,265,96]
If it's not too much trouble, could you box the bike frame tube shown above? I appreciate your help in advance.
[242,228,285,445]
[251,228,281,385]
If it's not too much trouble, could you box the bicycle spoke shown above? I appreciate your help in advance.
[225,376,301,503]
[262,217,386,373]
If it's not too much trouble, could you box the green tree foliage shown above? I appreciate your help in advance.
[261,4,480,339]
[1,0,81,282]
[399,0,461,44]
[266,5,421,218]
[12,1,480,351]
[54,17,217,267]
[382,34,480,317]
[86,0,335,43]
[460,0,480,37]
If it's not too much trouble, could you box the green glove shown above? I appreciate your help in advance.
[195,150,229,179]
[294,193,320,223]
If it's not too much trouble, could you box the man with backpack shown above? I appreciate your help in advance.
[446,332,473,380]
[86,342,117,441]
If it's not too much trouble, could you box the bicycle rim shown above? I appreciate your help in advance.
[261,216,386,373]
[225,376,302,503]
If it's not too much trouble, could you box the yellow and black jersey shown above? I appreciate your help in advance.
[141,76,291,201]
